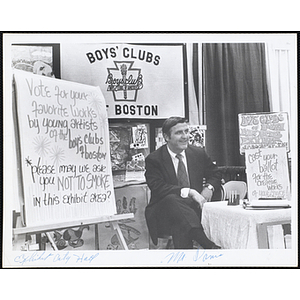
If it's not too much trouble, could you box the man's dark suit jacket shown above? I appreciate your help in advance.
[145,144,221,245]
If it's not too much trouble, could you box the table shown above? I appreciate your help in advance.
[201,201,291,249]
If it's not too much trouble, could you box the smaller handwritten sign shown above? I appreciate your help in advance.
[245,147,290,202]
[238,112,290,154]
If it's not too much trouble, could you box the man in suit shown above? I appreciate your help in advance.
[145,117,222,249]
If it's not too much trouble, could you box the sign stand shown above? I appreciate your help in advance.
[13,213,134,250]
[12,70,135,251]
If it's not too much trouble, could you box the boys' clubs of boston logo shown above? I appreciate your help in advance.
[105,61,143,101]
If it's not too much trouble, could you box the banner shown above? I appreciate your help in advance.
[238,112,290,154]
[61,43,186,119]
[14,70,116,227]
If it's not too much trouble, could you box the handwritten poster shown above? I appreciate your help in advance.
[13,70,116,227]
[238,112,290,154]
[245,147,290,202]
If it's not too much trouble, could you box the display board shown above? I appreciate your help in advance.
[13,70,116,227]
[245,147,290,203]
[238,112,290,154]
[60,43,187,119]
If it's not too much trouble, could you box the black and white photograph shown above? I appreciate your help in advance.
[3,32,298,268]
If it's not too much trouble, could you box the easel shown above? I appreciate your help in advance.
[13,213,134,250]
[12,70,134,250]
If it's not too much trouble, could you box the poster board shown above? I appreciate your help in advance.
[245,147,291,205]
[13,70,116,228]
[60,43,187,119]
[238,112,290,154]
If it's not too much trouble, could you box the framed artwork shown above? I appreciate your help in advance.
[11,44,61,78]
[109,123,150,175]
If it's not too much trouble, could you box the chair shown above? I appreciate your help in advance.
[221,181,247,201]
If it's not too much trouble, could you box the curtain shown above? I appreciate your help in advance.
[186,43,200,125]
[202,43,270,166]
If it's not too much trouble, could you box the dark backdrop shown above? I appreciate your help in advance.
[202,43,270,166]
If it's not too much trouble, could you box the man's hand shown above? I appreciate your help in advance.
[201,187,213,202]
[188,189,206,209]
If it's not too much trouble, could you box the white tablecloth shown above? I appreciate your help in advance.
[201,201,291,249]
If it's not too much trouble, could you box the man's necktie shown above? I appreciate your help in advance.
[176,153,190,187]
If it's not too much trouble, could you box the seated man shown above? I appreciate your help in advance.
[145,117,221,249]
